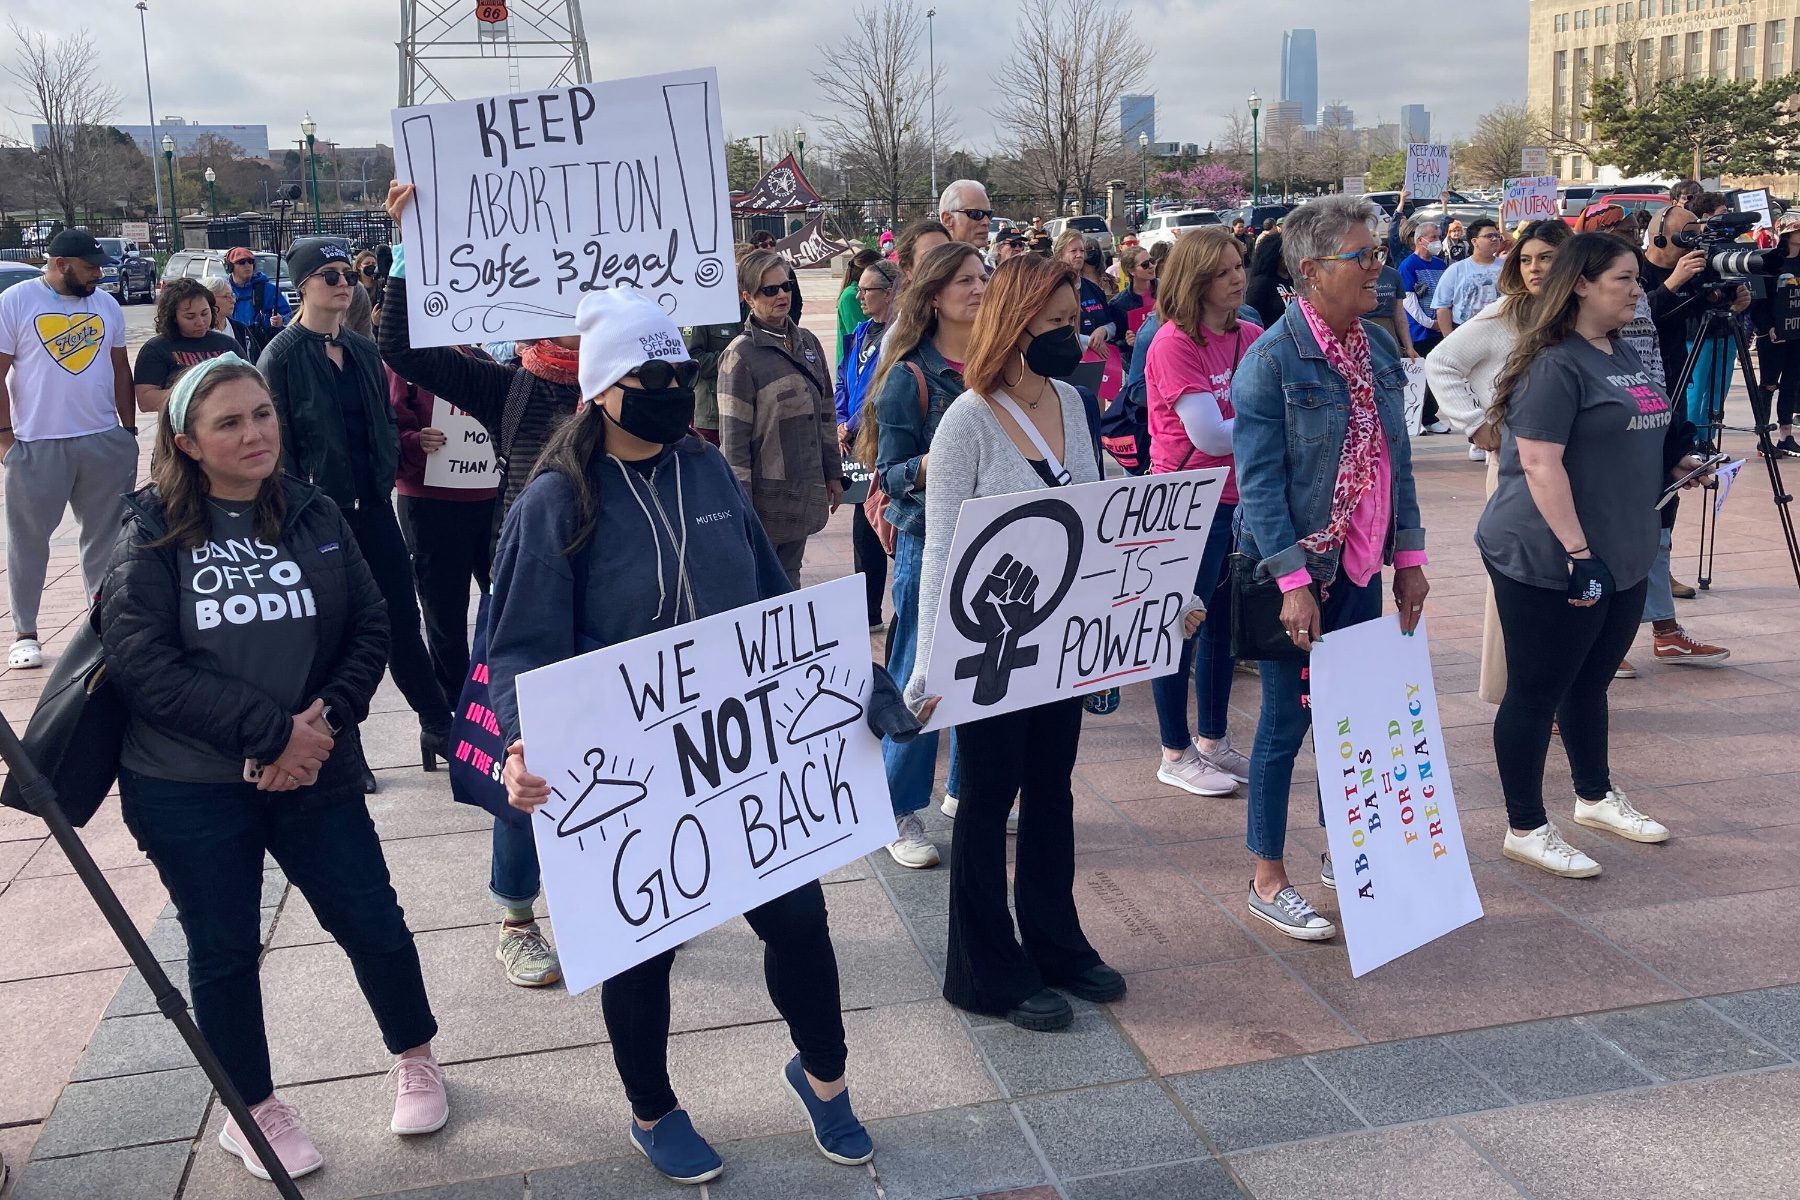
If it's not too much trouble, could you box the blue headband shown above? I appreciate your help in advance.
[166,352,253,436]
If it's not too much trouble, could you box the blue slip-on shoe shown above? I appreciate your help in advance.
[627,1109,723,1184]
[782,1055,875,1165]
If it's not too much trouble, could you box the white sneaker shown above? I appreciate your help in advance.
[1468,445,1488,462]
[1573,790,1670,844]
[940,793,1018,833]
[1503,821,1602,878]
[1156,747,1237,797]
[886,811,940,869]
[1425,420,1452,434]
[7,638,42,669]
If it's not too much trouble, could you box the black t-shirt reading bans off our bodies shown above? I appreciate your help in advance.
[120,506,320,783]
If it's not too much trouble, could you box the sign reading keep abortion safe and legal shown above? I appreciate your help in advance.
[390,66,738,348]
[1307,616,1483,977]
[514,575,891,995]
[921,469,1226,729]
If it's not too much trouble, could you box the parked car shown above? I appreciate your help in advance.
[1557,185,1603,218]
[0,263,38,295]
[1137,208,1221,251]
[985,217,1017,245]
[0,248,44,265]
[1564,192,1672,230]
[1043,214,1114,252]
[159,249,300,311]
[95,237,156,304]
[1219,203,1296,233]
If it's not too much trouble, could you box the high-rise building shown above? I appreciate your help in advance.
[1526,0,1800,182]
[1399,104,1432,144]
[1321,103,1355,130]
[1281,29,1319,127]
[1120,94,1156,145]
[1263,100,1305,145]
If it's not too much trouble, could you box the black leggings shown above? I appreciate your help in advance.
[599,879,846,1121]
[850,500,888,626]
[1756,334,1800,428]
[397,494,495,707]
[345,500,452,735]
[1487,563,1648,831]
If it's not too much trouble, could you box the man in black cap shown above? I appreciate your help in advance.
[258,237,450,788]
[0,229,139,668]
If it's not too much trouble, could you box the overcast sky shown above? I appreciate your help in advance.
[1,0,1527,157]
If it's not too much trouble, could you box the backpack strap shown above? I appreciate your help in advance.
[496,365,537,472]
[905,361,929,418]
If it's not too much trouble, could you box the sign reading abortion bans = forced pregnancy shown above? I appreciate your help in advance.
[514,576,891,995]
[391,66,738,347]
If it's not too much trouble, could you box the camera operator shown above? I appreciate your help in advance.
[1647,198,1751,448]
[1752,212,1800,459]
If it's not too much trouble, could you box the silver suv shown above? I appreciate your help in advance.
[1043,215,1114,252]
[159,249,300,311]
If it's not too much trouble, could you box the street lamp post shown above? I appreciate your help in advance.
[301,114,321,232]
[161,134,180,250]
[1248,91,1261,204]
[1138,131,1149,229]
[204,166,216,218]
[927,6,938,201]
[136,2,164,225]
[795,126,805,176]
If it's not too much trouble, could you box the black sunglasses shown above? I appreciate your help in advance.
[952,208,994,222]
[755,280,798,297]
[627,359,701,389]
[312,267,351,286]
[229,258,254,267]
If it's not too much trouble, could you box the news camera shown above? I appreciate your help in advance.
[1666,210,1773,305]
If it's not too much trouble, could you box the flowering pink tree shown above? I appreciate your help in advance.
[1152,163,1249,209]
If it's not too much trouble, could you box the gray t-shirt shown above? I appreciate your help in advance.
[122,506,320,782]
[1477,336,1670,591]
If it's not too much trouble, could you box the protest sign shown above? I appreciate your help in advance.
[1308,615,1483,976]
[423,402,503,489]
[514,574,890,994]
[1400,358,1428,436]
[1501,176,1559,225]
[1404,144,1451,195]
[121,221,150,244]
[1341,176,1365,196]
[390,66,737,348]
[1733,187,1773,230]
[841,459,873,506]
[1519,147,1549,176]
[921,468,1226,729]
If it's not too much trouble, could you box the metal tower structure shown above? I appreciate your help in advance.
[398,0,592,106]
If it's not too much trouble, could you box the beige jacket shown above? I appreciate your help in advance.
[717,318,840,545]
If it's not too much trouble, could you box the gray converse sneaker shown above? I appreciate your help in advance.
[1197,735,1251,785]
[1320,852,1336,891]
[886,811,941,869]
[1247,882,1337,941]
[1156,747,1237,797]
[497,921,563,987]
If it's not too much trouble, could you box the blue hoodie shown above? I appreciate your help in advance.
[833,317,885,430]
[229,271,293,327]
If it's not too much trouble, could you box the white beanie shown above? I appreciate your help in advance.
[575,287,691,403]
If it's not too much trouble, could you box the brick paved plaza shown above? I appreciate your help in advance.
[4,272,1800,1199]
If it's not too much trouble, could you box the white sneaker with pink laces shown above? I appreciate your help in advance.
[389,1052,449,1134]
[219,1094,323,1180]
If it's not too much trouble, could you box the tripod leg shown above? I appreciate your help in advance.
[0,721,306,1199]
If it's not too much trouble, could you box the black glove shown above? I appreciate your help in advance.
[1567,555,1614,605]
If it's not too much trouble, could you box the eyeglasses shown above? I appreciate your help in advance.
[626,359,701,389]
[951,208,994,222]
[1475,231,1505,243]
[855,284,891,297]
[312,268,351,286]
[755,280,798,297]
[1314,246,1388,270]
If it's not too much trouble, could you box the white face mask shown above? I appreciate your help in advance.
[1427,240,1445,257]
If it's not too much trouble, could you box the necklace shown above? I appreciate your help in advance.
[1023,374,1053,410]
[208,497,248,519]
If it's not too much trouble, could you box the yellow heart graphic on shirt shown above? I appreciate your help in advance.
[34,313,105,376]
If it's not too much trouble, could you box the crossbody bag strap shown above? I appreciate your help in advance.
[906,361,929,418]
[989,387,1071,485]
[498,366,536,467]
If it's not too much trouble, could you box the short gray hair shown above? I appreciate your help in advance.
[1281,195,1379,288]
[939,179,988,216]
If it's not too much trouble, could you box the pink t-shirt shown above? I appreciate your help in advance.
[1143,318,1261,502]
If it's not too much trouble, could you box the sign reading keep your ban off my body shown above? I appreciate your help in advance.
[390,66,739,348]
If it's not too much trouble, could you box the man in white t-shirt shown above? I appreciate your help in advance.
[1431,217,1506,337]
[0,229,139,668]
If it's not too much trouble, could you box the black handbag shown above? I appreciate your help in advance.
[0,608,126,827]
[1229,552,1321,663]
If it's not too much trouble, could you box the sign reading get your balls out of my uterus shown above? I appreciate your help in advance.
[514,576,891,995]
[391,66,738,347]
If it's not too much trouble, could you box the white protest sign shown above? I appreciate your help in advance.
[424,402,502,489]
[1308,616,1483,977]
[1404,144,1451,195]
[1341,176,1365,196]
[1400,358,1428,436]
[921,469,1226,729]
[391,66,738,348]
[121,221,150,244]
[1500,176,1559,225]
[515,574,891,995]
[1520,146,1549,176]
[1734,187,1773,229]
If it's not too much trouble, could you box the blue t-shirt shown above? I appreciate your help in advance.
[1398,252,1447,342]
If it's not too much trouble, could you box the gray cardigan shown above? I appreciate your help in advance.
[905,381,1100,708]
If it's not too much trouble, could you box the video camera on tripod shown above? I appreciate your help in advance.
[1664,209,1774,306]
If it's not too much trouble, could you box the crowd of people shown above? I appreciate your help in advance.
[0,169,1790,1188]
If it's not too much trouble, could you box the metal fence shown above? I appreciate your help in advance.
[0,210,396,255]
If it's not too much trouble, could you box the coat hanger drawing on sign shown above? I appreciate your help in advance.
[783,664,865,745]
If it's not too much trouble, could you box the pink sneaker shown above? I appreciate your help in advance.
[389,1053,449,1135]
[218,1094,323,1180]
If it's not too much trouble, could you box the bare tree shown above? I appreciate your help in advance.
[6,21,120,226]
[809,0,945,224]
[1460,102,1547,185]
[994,0,1152,213]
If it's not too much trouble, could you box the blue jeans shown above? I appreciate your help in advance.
[119,768,437,1105]
[490,813,541,907]
[1642,526,1676,624]
[1685,335,1730,439]
[1245,573,1385,862]
[1151,500,1238,748]
[883,528,950,815]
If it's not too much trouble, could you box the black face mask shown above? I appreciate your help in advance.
[608,384,696,445]
[1023,325,1082,379]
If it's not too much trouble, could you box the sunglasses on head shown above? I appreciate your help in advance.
[626,359,700,389]
[755,280,798,297]
[952,208,994,222]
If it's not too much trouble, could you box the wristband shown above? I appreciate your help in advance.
[1566,545,1588,557]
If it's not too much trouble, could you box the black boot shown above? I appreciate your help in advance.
[420,724,450,772]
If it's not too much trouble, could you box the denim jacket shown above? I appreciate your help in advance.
[873,336,965,538]
[1231,307,1426,586]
